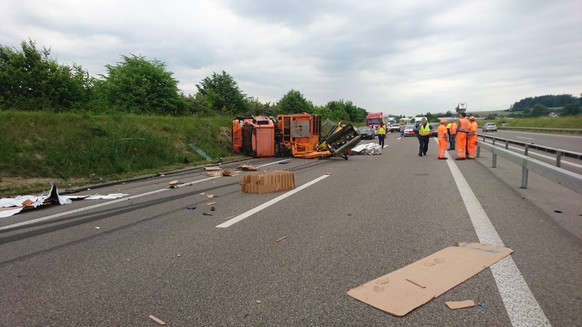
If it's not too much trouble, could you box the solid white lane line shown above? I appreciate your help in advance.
[257,159,294,167]
[446,158,551,327]
[216,174,330,228]
[0,176,221,232]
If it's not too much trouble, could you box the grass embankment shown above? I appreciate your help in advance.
[0,111,241,196]
[497,116,582,129]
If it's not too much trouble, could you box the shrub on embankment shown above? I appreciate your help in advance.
[0,110,238,195]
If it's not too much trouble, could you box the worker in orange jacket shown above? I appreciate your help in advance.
[437,119,448,160]
[455,112,470,160]
[447,119,457,150]
[467,116,478,159]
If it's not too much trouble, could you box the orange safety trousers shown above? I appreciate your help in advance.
[437,124,448,158]
[467,134,477,158]
[456,132,467,159]
[438,136,447,158]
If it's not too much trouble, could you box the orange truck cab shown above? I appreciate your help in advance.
[232,116,275,157]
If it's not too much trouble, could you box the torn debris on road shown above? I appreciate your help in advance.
[148,314,166,326]
[0,184,128,218]
[207,169,239,177]
[446,300,476,310]
[347,242,512,317]
[351,143,382,155]
[236,164,258,171]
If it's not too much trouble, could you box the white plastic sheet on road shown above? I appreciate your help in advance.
[0,184,128,218]
[351,143,382,155]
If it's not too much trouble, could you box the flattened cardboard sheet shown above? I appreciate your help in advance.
[347,242,512,316]
[240,170,295,194]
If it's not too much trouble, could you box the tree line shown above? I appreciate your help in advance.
[2,39,579,121]
[510,94,581,117]
[0,39,366,122]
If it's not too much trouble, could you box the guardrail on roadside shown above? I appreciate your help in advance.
[476,141,582,194]
[479,134,582,167]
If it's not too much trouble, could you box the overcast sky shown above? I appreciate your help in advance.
[2,0,581,116]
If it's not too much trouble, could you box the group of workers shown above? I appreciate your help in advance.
[442,112,478,160]
[414,112,478,160]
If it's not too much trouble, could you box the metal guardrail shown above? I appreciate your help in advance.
[477,141,582,194]
[479,134,582,167]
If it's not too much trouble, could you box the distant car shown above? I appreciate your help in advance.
[403,125,416,137]
[389,123,400,133]
[482,122,497,132]
[358,126,375,139]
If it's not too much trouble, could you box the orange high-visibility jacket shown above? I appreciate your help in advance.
[458,118,471,133]
[438,124,448,138]
[450,122,458,134]
[469,121,478,135]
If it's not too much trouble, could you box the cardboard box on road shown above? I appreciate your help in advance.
[240,170,295,194]
[347,242,513,316]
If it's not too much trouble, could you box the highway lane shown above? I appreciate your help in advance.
[489,130,582,153]
[1,136,581,326]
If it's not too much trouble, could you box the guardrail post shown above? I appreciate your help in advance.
[505,139,509,149]
[524,144,529,156]
[492,153,497,168]
[477,145,480,158]
[557,151,563,167]
[521,161,528,189]
[492,137,496,145]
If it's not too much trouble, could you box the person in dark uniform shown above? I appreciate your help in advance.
[414,118,433,157]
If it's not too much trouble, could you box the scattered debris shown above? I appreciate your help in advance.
[95,227,100,230]
[186,205,197,210]
[148,314,166,326]
[210,206,215,211]
[256,300,263,304]
[190,142,212,161]
[554,210,562,213]
[169,180,180,188]
[202,212,213,216]
[347,243,513,317]
[278,160,291,164]
[177,253,181,257]
[276,236,287,243]
[207,194,217,198]
[85,194,128,200]
[351,143,382,155]
[207,202,217,206]
[237,164,258,171]
[205,166,222,171]
[446,300,476,310]
[479,302,486,308]
[222,169,238,177]
[206,169,238,177]
[0,184,129,218]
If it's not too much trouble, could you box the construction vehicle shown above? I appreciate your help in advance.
[232,113,360,159]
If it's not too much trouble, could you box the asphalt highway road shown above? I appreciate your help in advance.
[1,133,581,326]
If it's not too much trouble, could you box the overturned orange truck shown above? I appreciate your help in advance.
[232,113,361,159]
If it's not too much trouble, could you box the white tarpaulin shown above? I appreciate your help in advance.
[0,184,128,219]
[351,143,382,155]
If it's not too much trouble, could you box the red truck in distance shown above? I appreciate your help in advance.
[365,112,384,132]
